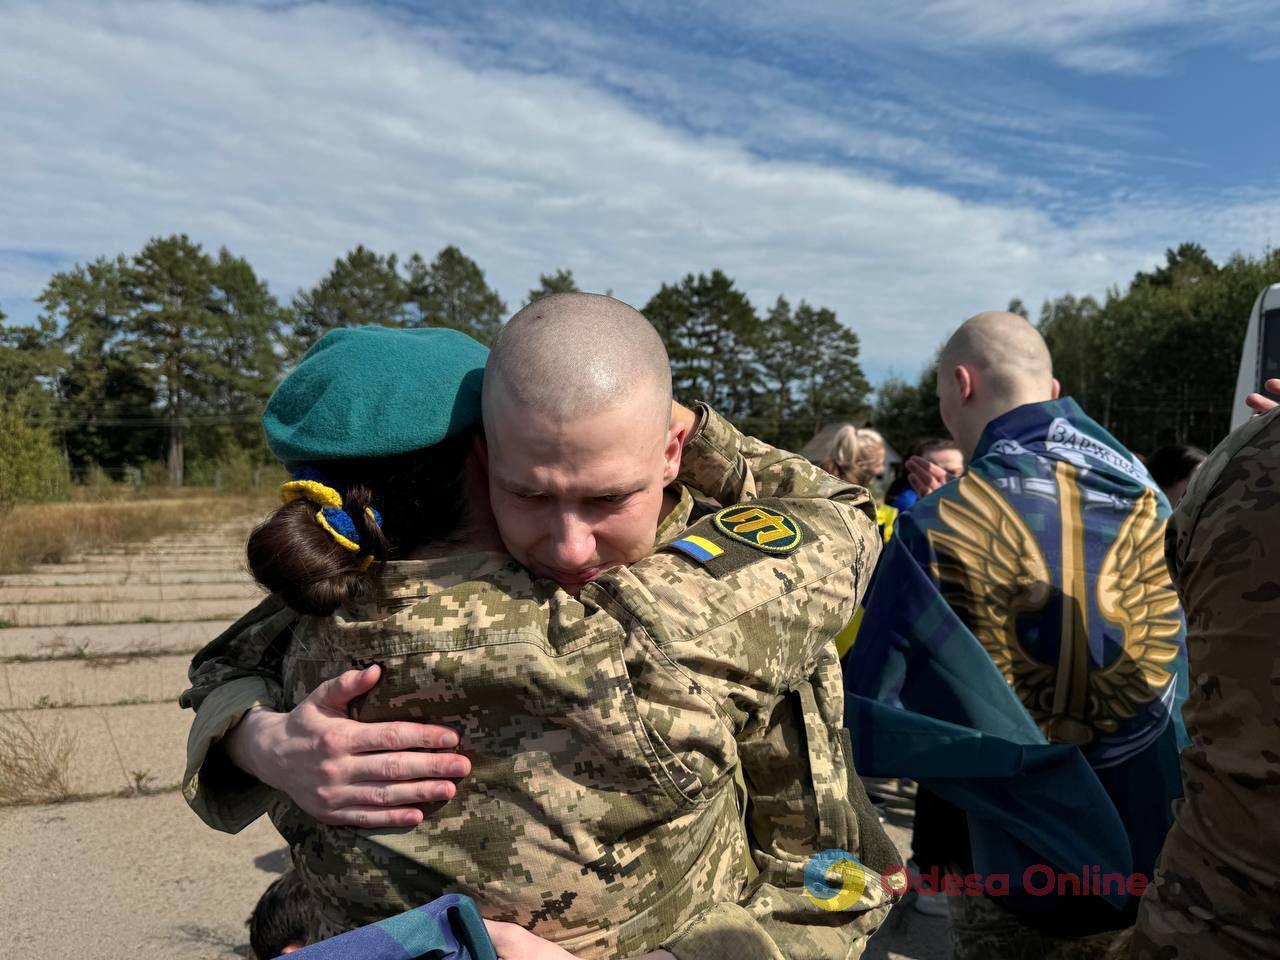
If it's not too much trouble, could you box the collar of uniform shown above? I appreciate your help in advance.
[655,482,695,546]
[370,551,524,594]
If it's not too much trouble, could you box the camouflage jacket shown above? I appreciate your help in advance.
[1131,407,1280,959]
[181,406,898,959]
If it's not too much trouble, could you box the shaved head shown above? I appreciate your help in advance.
[940,311,1053,399]
[937,311,1058,457]
[483,293,672,435]
[479,293,685,592]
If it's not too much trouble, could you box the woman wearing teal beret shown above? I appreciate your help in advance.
[251,326,493,612]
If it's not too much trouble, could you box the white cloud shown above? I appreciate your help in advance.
[2,0,1278,385]
[718,0,1280,75]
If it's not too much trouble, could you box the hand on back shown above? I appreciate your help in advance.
[226,664,469,828]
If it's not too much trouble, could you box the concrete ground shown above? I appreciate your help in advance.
[1,792,285,959]
[0,519,950,959]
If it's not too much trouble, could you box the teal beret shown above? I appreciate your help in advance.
[263,326,489,463]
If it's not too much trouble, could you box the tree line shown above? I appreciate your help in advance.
[874,243,1280,457]
[0,235,870,491]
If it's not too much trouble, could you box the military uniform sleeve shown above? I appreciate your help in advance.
[179,595,297,832]
[680,403,875,523]
[595,416,897,959]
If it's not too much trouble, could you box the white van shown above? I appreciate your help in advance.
[1230,283,1280,431]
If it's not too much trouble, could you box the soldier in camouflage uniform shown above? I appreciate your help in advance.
[1130,406,1280,959]
[183,302,901,958]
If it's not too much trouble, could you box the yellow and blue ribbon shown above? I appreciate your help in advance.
[280,469,383,567]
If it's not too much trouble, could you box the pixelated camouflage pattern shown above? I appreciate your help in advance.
[1131,407,1280,960]
[183,405,895,958]
[950,892,1131,959]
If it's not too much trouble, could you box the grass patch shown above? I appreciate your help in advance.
[0,712,77,804]
[0,495,272,575]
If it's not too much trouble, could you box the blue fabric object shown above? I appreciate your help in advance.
[263,326,489,464]
[280,468,384,555]
[284,894,496,960]
[845,398,1189,924]
[318,504,383,551]
[887,487,919,512]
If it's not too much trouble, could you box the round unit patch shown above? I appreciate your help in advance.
[712,505,803,554]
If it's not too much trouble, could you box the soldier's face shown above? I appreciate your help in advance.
[483,389,681,593]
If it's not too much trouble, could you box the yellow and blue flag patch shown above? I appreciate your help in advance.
[669,534,725,563]
[664,501,808,575]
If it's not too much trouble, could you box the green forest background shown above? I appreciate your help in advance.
[1,235,1276,507]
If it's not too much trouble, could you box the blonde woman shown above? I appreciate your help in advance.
[802,424,896,540]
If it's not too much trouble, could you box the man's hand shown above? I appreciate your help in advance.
[905,455,954,498]
[223,664,469,828]
[1245,378,1280,416]
[484,922,580,959]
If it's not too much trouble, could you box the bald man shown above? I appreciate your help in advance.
[844,312,1189,958]
[479,294,691,592]
[183,295,897,958]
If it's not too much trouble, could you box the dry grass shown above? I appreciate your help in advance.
[0,495,274,575]
[0,712,77,804]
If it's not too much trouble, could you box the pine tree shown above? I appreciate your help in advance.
[407,245,507,344]
[122,235,285,484]
[292,246,406,353]
[525,268,579,305]
[39,256,157,470]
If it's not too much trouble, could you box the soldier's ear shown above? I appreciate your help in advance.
[662,423,683,485]
[954,364,974,402]
[1051,377,1062,400]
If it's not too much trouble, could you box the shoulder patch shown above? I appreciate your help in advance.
[712,505,803,555]
[668,535,725,564]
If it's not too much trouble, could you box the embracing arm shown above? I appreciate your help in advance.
[678,403,873,518]
[180,596,469,832]
[180,596,297,831]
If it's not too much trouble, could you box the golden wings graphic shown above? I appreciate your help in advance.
[926,468,1181,746]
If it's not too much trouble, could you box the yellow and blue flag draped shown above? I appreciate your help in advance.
[844,398,1188,928]
[285,894,495,959]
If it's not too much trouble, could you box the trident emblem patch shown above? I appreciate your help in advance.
[713,505,803,555]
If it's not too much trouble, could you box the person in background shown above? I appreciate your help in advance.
[805,423,887,488]
[249,870,311,958]
[887,437,964,512]
[1146,445,1207,508]
[802,424,894,538]
[845,311,1188,959]
[1131,407,1280,959]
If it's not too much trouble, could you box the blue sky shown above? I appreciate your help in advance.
[2,0,1278,386]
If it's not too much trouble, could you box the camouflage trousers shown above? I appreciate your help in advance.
[949,892,1131,960]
